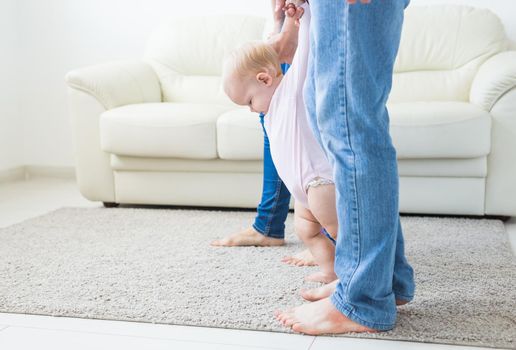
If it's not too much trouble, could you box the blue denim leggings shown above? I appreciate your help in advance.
[252,63,293,239]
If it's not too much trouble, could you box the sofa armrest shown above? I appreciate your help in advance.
[65,60,161,204]
[65,60,162,110]
[470,51,516,112]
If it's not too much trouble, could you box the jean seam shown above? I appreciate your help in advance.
[262,112,282,237]
[253,116,267,237]
[393,292,414,301]
[337,3,362,306]
[257,114,275,238]
[263,178,283,235]
[330,293,395,331]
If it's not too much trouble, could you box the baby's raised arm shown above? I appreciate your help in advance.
[267,1,305,64]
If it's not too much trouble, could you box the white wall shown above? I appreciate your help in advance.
[0,0,22,171]
[16,0,272,170]
[2,0,516,170]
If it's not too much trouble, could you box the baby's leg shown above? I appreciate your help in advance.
[307,182,338,241]
[304,182,339,283]
[294,202,337,284]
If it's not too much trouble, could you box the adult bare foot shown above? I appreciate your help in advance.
[281,249,317,266]
[274,297,379,335]
[304,271,337,284]
[210,227,285,247]
[301,279,411,306]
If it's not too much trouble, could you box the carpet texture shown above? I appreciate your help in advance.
[0,207,515,348]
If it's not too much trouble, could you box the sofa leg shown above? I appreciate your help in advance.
[483,215,512,222]
[103,202,120,208]
[496,215,512,222]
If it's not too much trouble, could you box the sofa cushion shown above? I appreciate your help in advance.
[217,109,263,160]
[100,102,231,159]
[100,101,491,161]
[215,101,491,161]
[390,5,508,103]
[389,101,491,158]
[144,15,266,106]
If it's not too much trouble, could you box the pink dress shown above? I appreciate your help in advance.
[263,3,334,210]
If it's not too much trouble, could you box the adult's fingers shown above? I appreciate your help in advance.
[284,2,304,19]
[276,0,286,11]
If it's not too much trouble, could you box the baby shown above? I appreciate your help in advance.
[222,2,339,284]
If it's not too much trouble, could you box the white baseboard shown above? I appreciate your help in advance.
[0,166,76,183]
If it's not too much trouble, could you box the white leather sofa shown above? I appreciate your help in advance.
[65,5,516,217]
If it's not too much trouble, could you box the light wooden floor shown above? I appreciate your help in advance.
[1,176,514,350]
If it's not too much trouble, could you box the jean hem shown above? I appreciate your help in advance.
[251,223,284,240]
[393,293,414,302]
[330,294,395,331]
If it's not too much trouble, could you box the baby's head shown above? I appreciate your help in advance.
[222,41,283,114]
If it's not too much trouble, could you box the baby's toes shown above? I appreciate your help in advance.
[281,256,294,264]
[294,259,305,266]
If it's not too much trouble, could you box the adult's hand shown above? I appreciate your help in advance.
[270,0,306,34]
[271,0,286,35]
[284,1,305,26]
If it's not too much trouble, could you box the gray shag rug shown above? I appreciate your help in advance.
[0,207,515,348]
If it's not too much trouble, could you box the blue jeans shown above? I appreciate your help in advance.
[304,0,415,330]
[252,64,292,239]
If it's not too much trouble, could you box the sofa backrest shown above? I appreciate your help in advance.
[144,5,509,105]
[144,15,266,106]
[390,5,508,103]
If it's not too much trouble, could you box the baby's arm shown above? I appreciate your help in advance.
[267,1,305,64]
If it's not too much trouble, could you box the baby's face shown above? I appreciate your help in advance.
[224,69,281,115]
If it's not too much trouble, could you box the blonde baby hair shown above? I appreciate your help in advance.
[224,41,283,81]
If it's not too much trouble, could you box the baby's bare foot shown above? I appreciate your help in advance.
[301,279,338,301]
[304,271,337,284]
[301,279,411,306]
[274,297,378,335]
[211,227,285,247]
[281,249,317,266]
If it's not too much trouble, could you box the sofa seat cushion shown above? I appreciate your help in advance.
[389,101,491,159]
[216,101,491,161]
[217,109,263,160]
[101,101,491,161]
[100,102,232,159]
